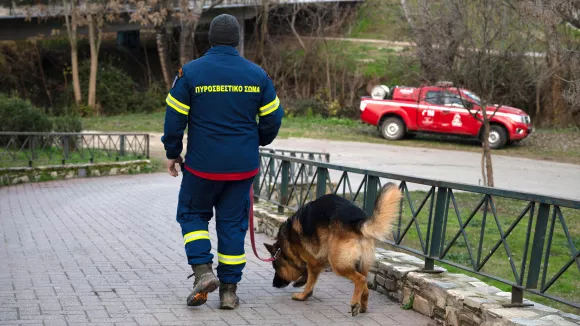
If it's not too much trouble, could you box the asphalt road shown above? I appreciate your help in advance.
[145,133,579,200]
[265,138,580,200]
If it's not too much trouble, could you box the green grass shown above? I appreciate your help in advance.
[271,185,579,313]
[400,191,579,315]
[82,113,580,165]
[348,0,412,41]
[364,190,580,314]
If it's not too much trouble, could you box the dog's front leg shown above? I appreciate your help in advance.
[292,264,322,301]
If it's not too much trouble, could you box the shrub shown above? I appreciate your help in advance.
[127,82,166,114]
[51,115,83,132]
[65,62,166,116]
[0,94,52,132]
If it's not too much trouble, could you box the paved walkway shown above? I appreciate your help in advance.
[0,174,430,326]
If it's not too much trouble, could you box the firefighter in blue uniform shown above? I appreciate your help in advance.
[161,14,283,310]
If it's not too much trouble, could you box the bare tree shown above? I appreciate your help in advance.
[177,0,225,65]
[62,0,82,104]
[513,0,580,126]
[400,0,467,82]
[82,0,121,110]
[130,0,174,90]
[404,0,538,186]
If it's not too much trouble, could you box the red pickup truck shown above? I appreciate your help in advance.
[359,84,533,149]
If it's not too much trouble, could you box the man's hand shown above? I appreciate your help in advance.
[167,156,184,177]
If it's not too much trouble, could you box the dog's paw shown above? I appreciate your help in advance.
[351,303,361,317]
[360,304,367,314]
[291,291,313,301]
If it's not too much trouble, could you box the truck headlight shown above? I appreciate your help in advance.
[507,114,529,123]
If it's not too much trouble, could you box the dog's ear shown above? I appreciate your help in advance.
[264,243,275,255]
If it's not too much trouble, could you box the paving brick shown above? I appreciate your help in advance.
[0,175,430,326]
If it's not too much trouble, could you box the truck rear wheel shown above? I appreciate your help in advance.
[380,117,405,140]
[488,125,508,149]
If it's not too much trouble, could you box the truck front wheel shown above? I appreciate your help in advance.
[488,125,508,149]
[380,117,406,140]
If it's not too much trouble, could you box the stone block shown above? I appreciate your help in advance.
[375,275,386,286]
[367,272,376,285]
[109,168,118,175]
[539,315,578,326]
[413,295,433,317]
[65,171,75,179]
[446,307,459,326]
[91,169,101,177]
[50,171,58,178]
[384,277,397,291]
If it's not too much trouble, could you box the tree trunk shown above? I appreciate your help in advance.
[156,25,172,90]
[179,20,195,65]
[34,40,53,111]
[64,0,81,104]
[545,24,565,127]
[480,105,494,187]
[256,0,269,64]
[87,14,100,110]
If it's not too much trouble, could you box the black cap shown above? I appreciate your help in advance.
[208,14,240,47]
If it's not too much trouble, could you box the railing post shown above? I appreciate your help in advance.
[30,136,37,166]
[278,160,290,214]
[63,135,70,161]
[146,134,150,159]
[119,135,126,157]
[253,166,261,203]
[290,152,296,178]
[424,187,448,272]
[316,167,328,198]
[364,175,379,217]
[503,286,532,308]
[526,203,550,290]
[308,153,314,176]
[269,149,275,186]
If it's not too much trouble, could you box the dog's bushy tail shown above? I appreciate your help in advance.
[360,183,402,241]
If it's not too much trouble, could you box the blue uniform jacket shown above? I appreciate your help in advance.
[161,46,284,176]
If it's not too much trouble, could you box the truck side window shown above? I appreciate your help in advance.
[443,92,464,106]
[425,91,444,105]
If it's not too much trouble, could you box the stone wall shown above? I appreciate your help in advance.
[0,160,153,186]
[253,200,580,326]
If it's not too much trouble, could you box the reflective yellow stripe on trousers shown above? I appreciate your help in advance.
[183,230,210,245]
[218,253,246,265]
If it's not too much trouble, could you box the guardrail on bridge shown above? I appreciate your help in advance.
[254,151,580,310]
[0,132,150,167]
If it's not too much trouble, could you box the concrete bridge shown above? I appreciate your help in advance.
[0,0,363,41]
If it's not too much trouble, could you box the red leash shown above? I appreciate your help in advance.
[249,187,280,262]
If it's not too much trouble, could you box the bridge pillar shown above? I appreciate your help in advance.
[117,30,141,50]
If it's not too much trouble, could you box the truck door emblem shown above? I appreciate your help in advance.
[452,113,462,127]
[422,109,435,117]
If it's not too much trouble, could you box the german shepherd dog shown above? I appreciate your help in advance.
[264,183,402,317]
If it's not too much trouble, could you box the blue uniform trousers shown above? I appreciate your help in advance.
[176,169,254,284]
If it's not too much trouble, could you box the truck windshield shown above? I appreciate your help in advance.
[462,90,481,106]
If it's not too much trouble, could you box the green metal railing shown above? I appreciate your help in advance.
[254,151,580,310]
[0,132,150,167]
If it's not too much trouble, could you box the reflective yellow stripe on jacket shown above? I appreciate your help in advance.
[166,93,190,115]
[259,96,280,116]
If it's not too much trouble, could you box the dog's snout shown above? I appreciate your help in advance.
[273,273,290,288]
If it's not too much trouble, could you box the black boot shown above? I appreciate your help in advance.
[186,263,220,307]
[219,283,239,310]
